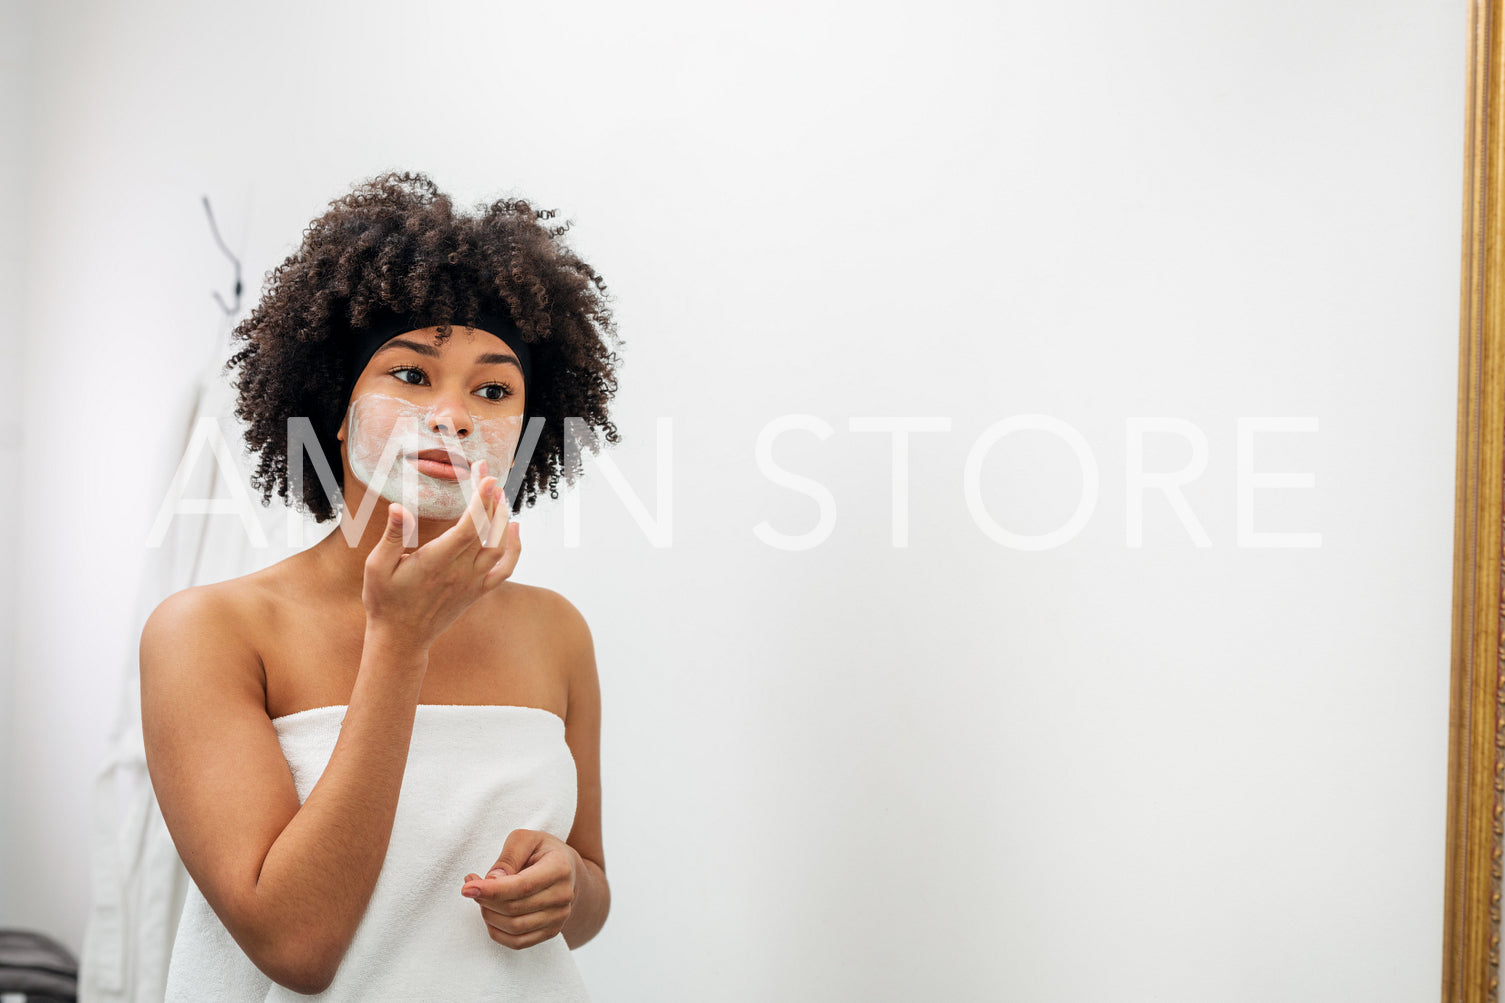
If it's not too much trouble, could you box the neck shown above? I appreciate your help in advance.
[307,485,461,595]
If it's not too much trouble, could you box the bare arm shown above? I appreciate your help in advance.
[556,592,610,949]
[144,470,518,993]
[143,597,429,993]
[458,590,610,951]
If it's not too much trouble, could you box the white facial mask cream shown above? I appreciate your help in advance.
[345,392,524,520]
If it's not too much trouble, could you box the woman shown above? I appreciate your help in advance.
[140,171,622,999]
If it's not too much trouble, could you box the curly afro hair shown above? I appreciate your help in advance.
[226,170,624,522]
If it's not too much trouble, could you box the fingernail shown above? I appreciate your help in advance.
[463,887,481,899]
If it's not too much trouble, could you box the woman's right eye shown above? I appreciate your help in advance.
[389,365,426,385]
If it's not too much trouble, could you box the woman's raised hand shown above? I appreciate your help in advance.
[360,459,522,651]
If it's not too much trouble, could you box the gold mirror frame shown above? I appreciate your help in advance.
[1448,1,1505,999]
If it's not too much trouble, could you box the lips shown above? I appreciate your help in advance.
[407,448,471,477]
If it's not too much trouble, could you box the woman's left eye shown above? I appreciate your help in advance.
[476,383,513,402]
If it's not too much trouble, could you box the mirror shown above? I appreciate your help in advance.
[1448,1,1505,1000]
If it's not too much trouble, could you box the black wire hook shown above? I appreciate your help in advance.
[202,195,242,316]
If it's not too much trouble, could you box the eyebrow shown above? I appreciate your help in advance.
[374,337,521,371]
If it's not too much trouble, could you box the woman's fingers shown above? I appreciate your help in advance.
[431,461,497,556]
[465,474,502,550]
[483,483,511,550]
[463,460,494,547]
[482,522,522,590]
[362,460,518,648]
[366,504,411,574]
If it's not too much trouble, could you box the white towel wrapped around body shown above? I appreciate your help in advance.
[163,704,592,1001]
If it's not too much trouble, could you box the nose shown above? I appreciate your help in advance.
[427,391,473,439]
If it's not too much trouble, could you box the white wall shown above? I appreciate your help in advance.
[2,1,1463,999]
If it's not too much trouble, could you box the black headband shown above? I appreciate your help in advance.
[340,305,534,415]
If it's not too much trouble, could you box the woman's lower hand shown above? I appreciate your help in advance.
[361,459,521,649]
[461,830,578,949]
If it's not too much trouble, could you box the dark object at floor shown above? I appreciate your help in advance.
[0,928,79,1002]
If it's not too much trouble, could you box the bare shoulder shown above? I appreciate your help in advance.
[485,582,596,707]
[537,588,598,723]
[144,567,276,642]
[141,552,317,661]
[537,585,591,632]
[480,580,586,640]
[510,584,593,661]
[143,580,244,656]
[140,573,275,708]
